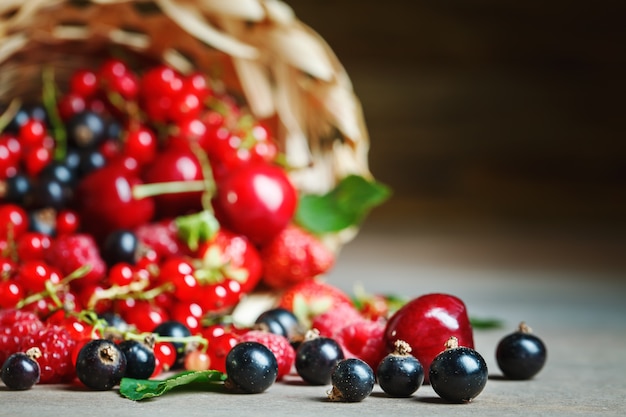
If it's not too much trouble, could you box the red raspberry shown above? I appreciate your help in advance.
[311,302,363,338]
[134,219,185,259]
[238,330,295,380]
[20,325,77,383]
[333,318,387,371]
[44,233,106,288]
[0,309,44,365]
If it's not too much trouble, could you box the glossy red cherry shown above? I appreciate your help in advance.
[141,145,205,218]
[215,163,297,245]
[75,163,155,241]
[384,293,474,384]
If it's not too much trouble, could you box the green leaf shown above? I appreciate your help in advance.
[295,175,391,233]
[175,210,220,252]
[119,370,226,401]
[470,317,504,330]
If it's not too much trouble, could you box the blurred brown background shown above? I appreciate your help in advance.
[286,0,626,241]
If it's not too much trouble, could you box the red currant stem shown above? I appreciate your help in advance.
[0,98,21,133]
[15,264,91,309]
[123,331,209,351]
[189,141,217,212]
[132,180,208,200]
[41,66,68,161]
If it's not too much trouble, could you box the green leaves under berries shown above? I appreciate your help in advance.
[295,175,391,234]
[119,370,226,401]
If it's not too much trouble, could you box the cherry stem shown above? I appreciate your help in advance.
[16,264,91,309]
[0,98,21,133]
[132,180,209,200]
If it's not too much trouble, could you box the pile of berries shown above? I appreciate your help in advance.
[0,58,547,403]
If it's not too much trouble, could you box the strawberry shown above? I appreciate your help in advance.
[134,219,185,260]
[44,233,106,289]
[260,224,335,290]
[238,329,296,380]
[277,279,353,328]
[384,293,474,383]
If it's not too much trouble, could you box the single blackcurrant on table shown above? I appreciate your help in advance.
[295,330,344,385]
[224,341,278,394]
[328,358,375,402]
[429,336,488,403]
[75,339,127,391]
[1,348,41,390]
[496,322,547,380]
[377,339,424,397]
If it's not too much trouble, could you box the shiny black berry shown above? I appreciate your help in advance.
[1,173,32,204]
[1,348,41,390]
[66,110,107,149]
[496,322,547,380]
[75,339,127,390]
[152,320,191,368]
[429,337,488,403]
[255,307,301,340]
[328,358,375,402]
[102,229,139,266]
[225,341,278,394]
[377,340,424,397]
[118,339,156,379]
[295,330,344,385]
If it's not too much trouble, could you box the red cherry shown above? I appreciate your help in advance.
[215,163,297,244]
[141,145,204,218]
[75,163,155,240]
[384,293,475,384]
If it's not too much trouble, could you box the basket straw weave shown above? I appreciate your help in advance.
[0,0,373,249]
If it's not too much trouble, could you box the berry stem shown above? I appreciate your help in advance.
[41,67,68,161]
[132,180,209,200]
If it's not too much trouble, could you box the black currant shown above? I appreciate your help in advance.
[328,358,375,402]
[75,339,127,390]
[66,110,107,149]
[255,308,301,340]
[38,160,76,186]
[6,103,48,133]
[152,320,191,368]
[429,337,488,403]
[26,178,73,211]
[1,173,32,204]
[377,340,424,397]
[225,341,278,394]
[1,348,41,390]
[77,148,107,177]
[102,229,139,266]
[496,322,547,380]
[295,330,344,385]
[118,339,156,379]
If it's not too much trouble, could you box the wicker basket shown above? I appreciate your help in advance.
[0,0,372,249]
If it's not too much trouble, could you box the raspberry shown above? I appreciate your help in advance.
[311,302,363,338]
[238,330,295,380]
[134,219,185,259]
[44,233,106,288]
[20,325,77,384]
[333,318,387,371]
[0,309,44,365]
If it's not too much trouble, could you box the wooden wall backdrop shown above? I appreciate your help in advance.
[285,0,625,234]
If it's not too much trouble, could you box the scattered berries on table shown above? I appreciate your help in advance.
[429,336,488,403]
[496,322,547,380]
[238,329,295,380]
